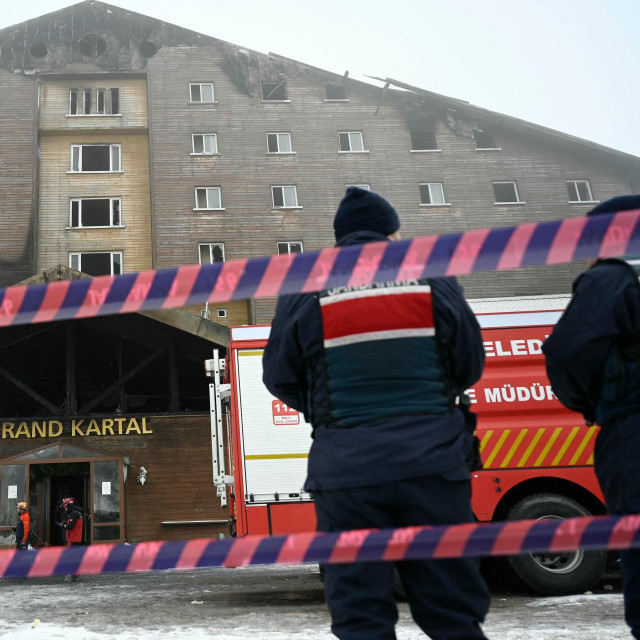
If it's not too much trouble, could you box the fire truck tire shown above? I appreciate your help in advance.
[504,493,607,595]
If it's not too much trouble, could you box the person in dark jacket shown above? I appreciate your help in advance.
[263,187,490,640]
[15,501,30,550]
[543,194,640,640]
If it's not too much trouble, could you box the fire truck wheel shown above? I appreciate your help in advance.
[505,493,607,596]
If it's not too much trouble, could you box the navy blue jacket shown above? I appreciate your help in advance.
[543,259,640,426]
[262,230,485,490]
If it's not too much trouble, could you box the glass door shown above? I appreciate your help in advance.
[90,460,124,543]
[0,464,27,546]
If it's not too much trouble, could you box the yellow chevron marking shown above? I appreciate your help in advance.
[484,430,511,468]
[480,430,494,453]
[245,453,309,460]
[500,429,528,468]
[518,428,546,467]
[534,427,564,467]
[569,426,598,466]
[551,426,580,466]
[239,350,264,357]
[587,452,595,465]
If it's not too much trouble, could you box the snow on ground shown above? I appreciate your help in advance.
[0,564,630,639]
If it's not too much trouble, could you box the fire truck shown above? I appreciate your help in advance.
[205,295,609,596]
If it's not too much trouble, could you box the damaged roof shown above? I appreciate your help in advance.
[1,0,638,168]
[15,265,230,347]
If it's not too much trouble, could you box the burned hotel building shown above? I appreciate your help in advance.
[0,1,639,546]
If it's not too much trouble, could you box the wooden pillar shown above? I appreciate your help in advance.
[168,341,179,412]
[65,323,77,415]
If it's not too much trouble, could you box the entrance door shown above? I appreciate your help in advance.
[91,460,124,543]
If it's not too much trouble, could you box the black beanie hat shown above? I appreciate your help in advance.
[333,187,400,242]
[587,195,640,216]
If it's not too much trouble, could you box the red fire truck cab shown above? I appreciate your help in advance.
[207,295,608,595]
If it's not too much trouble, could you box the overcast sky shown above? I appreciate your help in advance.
[4,0,639,157]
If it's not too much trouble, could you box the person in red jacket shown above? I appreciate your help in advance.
[15,501,30,550]
[60,497,84,546]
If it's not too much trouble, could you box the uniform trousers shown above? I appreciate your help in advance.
[313,471,490,640]
[594,414,640,639]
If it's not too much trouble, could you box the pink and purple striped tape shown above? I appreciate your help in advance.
[1,209,639,328]
[1,513,639,579]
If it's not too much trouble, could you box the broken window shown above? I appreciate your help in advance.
[192,134,218,154]
[69,198,121,227]
[97,89,105,114]
[83,89,92,115]
[261,81,288,101]
[410,129,438,151]
[194,187,222,210]
[493,181,521,203]
[110,88,120,114]
[419,183,446,205]
[272,186,299,208]
[277,241,303,254]
[190,83,215,103]
[69,252,123,276]
[339,131,365,152]
[326,83,347,100]
[70,145,121,172]
[199,243,225,264]
[70,89,79,115]
[567,180,594,202]
[474,130,498,149]
[266,133,292,153]
[69,88,120,115]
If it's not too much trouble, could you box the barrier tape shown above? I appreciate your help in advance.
[1,513,639,579]
[1,209,639,328]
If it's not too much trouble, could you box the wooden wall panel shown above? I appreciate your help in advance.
[0,70,37,286]
[37,132,153,274]
[146,46,635,323]
[39,78,148,131]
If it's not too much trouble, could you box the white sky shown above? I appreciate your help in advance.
[3,0,639,158]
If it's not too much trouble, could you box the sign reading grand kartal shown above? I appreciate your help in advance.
[1,417,153,439]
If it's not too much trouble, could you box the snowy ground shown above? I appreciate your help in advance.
[0,564,630,639]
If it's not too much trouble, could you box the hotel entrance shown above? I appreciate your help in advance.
[0,443,124,547]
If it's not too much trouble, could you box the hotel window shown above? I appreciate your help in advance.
[69,198,121,228]
[69,88,120,115]
[266,132,293,153]
[326,83,347,100]
[410,129,438,151]
[339,131,365,152]
[474,130,499,150]
[272,186,299,208]
[189,83,215,103]
[493,181,523,204]
[419,183,446,205]
[194,187,223,210]
[567,180,595,203]
[70,144,121,172]
[192,134,218,155]
[261,81,288,101]
[277,241,303,254]
[199,243,225,264]
[69,251,122,276]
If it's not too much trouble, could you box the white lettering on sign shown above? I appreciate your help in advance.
[483,383,557,403]
[483,338,548,358]
[7,485,17,499]
[463,389,478,404]
[272,400,300,425]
